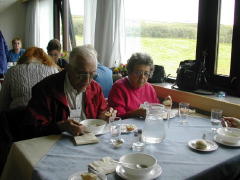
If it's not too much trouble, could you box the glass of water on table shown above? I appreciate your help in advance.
[210,108,223,133]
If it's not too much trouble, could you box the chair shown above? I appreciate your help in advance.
[0,108,34,175]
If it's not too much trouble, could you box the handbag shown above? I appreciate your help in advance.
[148,65,166,83]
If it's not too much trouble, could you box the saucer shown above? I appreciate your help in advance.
[214,135,240,147]
[116,164,162,180]
[188,139,218,152]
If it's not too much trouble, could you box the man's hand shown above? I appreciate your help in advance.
[57,119,86,136]
[223,117,240,129]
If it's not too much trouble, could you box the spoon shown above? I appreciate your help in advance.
[111,160,148,169]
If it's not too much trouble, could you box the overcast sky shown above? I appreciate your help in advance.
[70,0,234,25]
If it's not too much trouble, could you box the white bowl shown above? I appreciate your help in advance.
[119,153,157,176]
[81,119,106,135]
[217,127,240,144]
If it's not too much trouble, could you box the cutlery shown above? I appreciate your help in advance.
[111,160,148,169]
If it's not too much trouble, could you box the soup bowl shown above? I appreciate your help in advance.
[119,153,157,176]
[81,119,106,135]
[217,127,240,144]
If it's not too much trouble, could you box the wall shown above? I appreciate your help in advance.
[0,1,26,48]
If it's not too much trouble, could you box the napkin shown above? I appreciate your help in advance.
[89,157,117,174]
[73,133,99,145]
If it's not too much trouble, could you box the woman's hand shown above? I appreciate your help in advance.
[100,107,117,122]
[57,119,86,136]
[162,95,172,108]
[223,117,240,129]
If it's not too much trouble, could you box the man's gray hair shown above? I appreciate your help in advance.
[69,45,97,66]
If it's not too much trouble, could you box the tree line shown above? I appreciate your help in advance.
[72,16,233,43]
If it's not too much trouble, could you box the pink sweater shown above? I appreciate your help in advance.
[108,77,160,117]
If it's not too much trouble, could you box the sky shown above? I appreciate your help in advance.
[70,0,234,25]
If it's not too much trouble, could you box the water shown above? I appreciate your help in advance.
[132,141,145,151]
[211,119,221,125]
[142,118,165,143]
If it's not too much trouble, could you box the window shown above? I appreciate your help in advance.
[69,0,84,46]
[124,0,199,77]
[217,0,234,76]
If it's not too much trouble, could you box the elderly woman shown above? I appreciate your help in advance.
[108,53,160,118]
[0,47,59,111]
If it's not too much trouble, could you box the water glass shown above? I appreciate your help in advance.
[211,108,223,132]
[179,102,190,123]
[109,117,122,140]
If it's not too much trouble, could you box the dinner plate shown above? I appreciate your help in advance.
[68,171,107,180]
[121,124,137,134]
[116,164,162,180]
[188,139,218,152]
[214,135,240,147]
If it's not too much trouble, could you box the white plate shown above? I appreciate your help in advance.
[188,139,218,152]
[68,171,107,180]
[121,124,137,134]
[214,135,240,147]
[116,164,162,180]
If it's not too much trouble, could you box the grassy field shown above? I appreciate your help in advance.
[76,36,231,77]
[140,37,231,77]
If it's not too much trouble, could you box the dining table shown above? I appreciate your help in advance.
[1,113,240,180]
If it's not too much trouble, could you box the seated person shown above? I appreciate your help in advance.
[25,45,116,137]
[108,53,162,118]
[96,63,113,98]
[47,39,68,69]
[0,47,59,111]
[223,117,240,129]
[86,45,113,98]
[7,37,25,62]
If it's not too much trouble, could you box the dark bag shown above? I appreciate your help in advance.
[176,60,205,91]
[148,65,166,83]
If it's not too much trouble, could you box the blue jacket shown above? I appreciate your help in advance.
[0,31,8,75]
[95,63,113,98]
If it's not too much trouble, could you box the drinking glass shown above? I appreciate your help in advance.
[211,108,223,132]
[179,102,190,123]
[109,117,122,141]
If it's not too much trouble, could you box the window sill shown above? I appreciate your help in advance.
[152,83,240,119]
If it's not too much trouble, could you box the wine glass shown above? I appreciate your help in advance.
[178,102,190,124]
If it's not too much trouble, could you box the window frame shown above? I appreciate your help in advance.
[197,0,240,93]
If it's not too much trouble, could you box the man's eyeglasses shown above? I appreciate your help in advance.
[133,71,151,77]
[75,72,98,80]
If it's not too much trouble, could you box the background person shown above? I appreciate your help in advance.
[108,52,160,118]
[86,45,113,98]
[7,37,25,63]
[25,45,116,137]
[47,39,68,69]
[0,47,59,111]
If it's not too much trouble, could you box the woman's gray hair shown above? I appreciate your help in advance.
[69,45,97,66]
[127,53,154,76]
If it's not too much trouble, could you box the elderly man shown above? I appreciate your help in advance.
[25,45,115,137]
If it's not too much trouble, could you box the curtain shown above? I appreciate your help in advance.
[25,0,53,50]
[25,0,40,48]
[84,0,126,67]
[83,0,97,45]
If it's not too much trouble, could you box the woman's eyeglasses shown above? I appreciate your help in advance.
[133,71,151,77]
